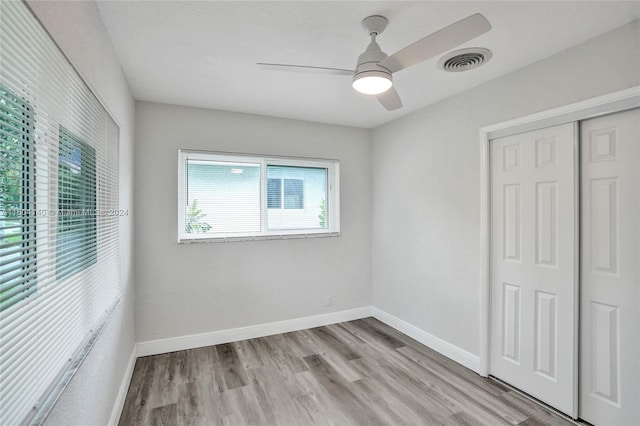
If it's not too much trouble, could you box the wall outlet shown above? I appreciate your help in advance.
[325,295,332,306]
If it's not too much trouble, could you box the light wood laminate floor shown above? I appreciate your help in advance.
[119,318,576,425]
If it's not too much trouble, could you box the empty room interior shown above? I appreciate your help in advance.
[1,1,639,425]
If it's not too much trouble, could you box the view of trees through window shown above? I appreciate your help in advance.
[0,83,36,311]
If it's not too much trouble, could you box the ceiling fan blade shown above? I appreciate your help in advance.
[379,13,491,74]
[257,63,353,76]
[377,87,403,111]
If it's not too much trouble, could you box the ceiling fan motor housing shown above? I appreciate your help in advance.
[353,35,392,84]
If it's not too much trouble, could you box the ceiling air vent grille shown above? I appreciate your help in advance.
[439,48,492,72]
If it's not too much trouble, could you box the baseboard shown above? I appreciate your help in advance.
[371,307,480,373]
[107,345,137,426]
[136,306,373,357]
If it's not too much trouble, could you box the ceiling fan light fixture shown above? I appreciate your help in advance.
[352,71,392,95]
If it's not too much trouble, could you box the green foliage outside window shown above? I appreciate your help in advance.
[186,199,212,233]
[0,83,36,311]
[318,198,327,228]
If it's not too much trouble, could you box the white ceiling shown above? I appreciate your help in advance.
[95,1,640,129]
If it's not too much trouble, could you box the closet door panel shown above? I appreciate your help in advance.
[490,123,577,416]
[580,108,639,426]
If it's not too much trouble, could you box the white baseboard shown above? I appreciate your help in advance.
[136,306,373,357]
[107,345,137,426]
[371,307,480,373]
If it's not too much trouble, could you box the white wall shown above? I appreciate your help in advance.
[135,102,371,342]
[27,1,136,425]
[371,21,640,355]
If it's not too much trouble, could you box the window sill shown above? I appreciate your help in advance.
[178,231,340,244]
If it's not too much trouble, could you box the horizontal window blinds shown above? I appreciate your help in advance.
[0,2,120,424]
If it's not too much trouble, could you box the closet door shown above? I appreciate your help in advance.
[490,123,577,416]
[580,108,639,425]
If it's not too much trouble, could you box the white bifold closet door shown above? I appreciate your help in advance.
[580,108,639,426]
[490,123,577,416]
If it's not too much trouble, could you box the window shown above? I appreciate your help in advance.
[0,2,121,424]
[178,151,340,242]
[57,127,97,280]
[267,176,304,210]
[283,178,304,209]
[0,83,36,311]
[267,178,282,208]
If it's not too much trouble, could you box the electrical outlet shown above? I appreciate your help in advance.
[325,295,332,306]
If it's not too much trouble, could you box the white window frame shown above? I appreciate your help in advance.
[178,150,340,243]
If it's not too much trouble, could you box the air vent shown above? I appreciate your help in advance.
[439,48,492,72]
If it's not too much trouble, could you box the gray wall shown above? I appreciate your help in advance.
[135,102,372,342]
[27,1,137,425]
[371,21,640,355]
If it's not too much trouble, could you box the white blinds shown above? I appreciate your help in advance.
[0,2,120,425]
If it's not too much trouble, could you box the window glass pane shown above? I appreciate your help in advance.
[284,179,304,209]
[186,160,260,234]
[57,127,97,280]
[267,178,281,209]
[266,165,327,230]
[0,83,37,311]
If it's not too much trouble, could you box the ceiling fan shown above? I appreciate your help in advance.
[258,13,491,111]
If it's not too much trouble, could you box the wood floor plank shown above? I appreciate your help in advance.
[350,378,423,426]
[234,339,265,370]
[176,381,205,426]
[296,371,351,425]
[349,355,458,425]
[298,328,363,383]
[393,346,527,424]
[146,353,178,410]
[243,371,277,425]
[246,364,305,410]
[292,393,326,425]
[119,356,156,426]
[448,408,511,426]
[226,385,269,425]
[261,333,310,376]
[303,354,383,425]
[397,345,509,398]
[308,326,362,361]
[275,334,310,374]
[281,331,316,356]
[149,403,178,426]
[120,318,579,425]
[170,351,190,385]
[216,343,249,390]
[250,336,288,372]
[347,318,406,349]
[195,377,231,423]
[499,390,576,426]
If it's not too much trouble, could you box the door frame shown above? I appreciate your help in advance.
[478,86,640,416]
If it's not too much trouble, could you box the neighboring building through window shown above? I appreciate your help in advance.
[283,178,304,209]
[267,176,304,210]
[178,151,340,242]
